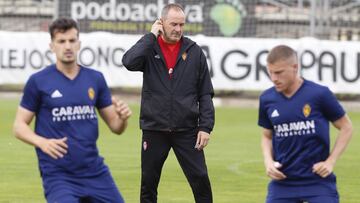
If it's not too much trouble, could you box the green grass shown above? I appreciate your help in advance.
[1,98,359,202]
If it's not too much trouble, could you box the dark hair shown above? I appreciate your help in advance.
[267,45,297,64]
[161,3,184,19]
[49,17,79,40]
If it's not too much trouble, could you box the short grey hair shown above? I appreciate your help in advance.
[161,3,184,19]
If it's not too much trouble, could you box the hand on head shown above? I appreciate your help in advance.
[151,19,164,36]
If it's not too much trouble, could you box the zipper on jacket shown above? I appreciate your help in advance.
[169,85,174,132]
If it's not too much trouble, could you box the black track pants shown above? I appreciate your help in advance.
[140,129,212,203]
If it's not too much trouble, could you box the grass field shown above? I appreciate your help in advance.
[0,97,359,203]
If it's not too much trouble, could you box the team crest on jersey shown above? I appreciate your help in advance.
[88,87,95,100]
[303,104,311,117]
[182,52,187,61]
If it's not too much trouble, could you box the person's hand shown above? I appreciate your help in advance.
[112,97,132,120]
[151,19,164,36]
[265,161,287,180]
[38,137,68,159]
[195,131,210,151]
[312,161,334,178]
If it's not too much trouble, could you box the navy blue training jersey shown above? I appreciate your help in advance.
[258,79,345,185]
[21,64,112,177]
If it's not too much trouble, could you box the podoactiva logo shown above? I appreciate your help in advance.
[210,0,247,37]
[58,0,254,36]
[70,0,203,23]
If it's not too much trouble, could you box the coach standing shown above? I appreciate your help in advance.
[122,3,214,203]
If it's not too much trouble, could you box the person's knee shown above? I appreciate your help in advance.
[190,172,211,188]
[46,193,78,203]
[198,172,210,181]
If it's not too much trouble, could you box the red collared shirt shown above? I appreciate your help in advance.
[158,36,182,78]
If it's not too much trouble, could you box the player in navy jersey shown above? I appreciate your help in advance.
[13,17,131,203]
[258,45,353,203]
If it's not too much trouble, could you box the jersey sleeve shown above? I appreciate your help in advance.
[20,75,41,112]
[258,96,273,129]
[96,73,112,109]
[320,87,345,122]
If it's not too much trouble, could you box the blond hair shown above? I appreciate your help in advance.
[267,45,297,64]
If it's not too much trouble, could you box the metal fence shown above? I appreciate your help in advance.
[1,0,360,40]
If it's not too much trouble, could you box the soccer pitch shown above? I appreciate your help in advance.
[0,98,359,202]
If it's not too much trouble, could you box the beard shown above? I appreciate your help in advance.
[60,57,76,65]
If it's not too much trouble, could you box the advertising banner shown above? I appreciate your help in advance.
[58,0,256,37]
[1,31,360,93]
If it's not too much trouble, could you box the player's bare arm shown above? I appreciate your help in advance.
[13,106,68,159]
[313,114,353,178]
[261,128,287,180]
[99,96,132,135]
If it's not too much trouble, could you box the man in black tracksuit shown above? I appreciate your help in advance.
[122,3,214,203]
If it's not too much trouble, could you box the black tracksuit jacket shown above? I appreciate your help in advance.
[122,33,215,133]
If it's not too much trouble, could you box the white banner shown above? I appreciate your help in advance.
[1,31,360,93]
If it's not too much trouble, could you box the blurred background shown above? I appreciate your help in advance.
[1,1,360,202]
[1,0,360,95]
[2,0,360,40]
